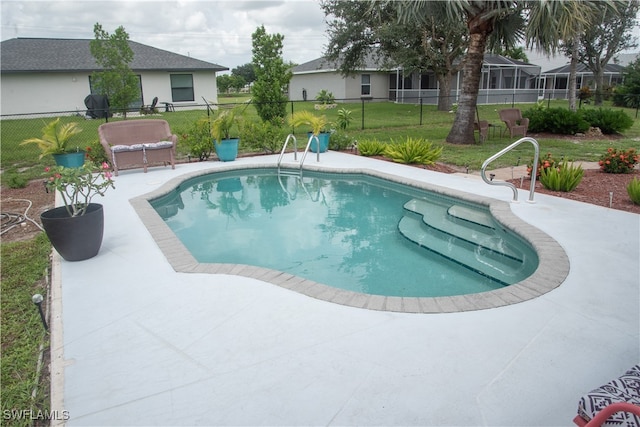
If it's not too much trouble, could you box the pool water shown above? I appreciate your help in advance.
[151,169,538,297]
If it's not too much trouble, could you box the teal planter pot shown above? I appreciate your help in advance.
[214,138,239,162]
[307,132,330,153]
[53,151,86,168]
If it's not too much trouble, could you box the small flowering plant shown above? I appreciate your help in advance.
[527,152,557,177]
[44,162,115,217]
[599,147,639,174]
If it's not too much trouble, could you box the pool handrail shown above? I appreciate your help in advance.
[277,134,298,169]
[481,137,539,203]
[277,133,321,173]
[299,134,320,171]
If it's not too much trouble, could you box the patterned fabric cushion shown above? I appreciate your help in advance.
[578,365,640,426]
[111,144,137,152]
[143,141,173,150]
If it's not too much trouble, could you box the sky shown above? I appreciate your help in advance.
[2,0,638,74]
[0,0,330,72]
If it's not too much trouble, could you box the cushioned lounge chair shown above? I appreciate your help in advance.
[574,364,640,427]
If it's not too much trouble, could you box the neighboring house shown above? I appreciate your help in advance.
[289,54,541,105]
[0,37,228,116]
[540,62,630,100]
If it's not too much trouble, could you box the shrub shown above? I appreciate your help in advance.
[335,108,353,130]
[315,89,335,105]
[240,119,287,154]
[384,137,443,165]
[524,107,589,134]
[4,171,28,188]
[627,177,640,205]
[599,147,639,174]
[579,108,633,134]
[179,118,213,161]
[527,152,558,177]
[328,130,356,151]
[357,139,387,156]
[539,161,584,192]
[85,139,110,167]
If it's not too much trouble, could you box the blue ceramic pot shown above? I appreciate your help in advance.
[53,151,86,168]
[214,138,239,162]
[307,132,330,153]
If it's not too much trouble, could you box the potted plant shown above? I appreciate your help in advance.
[40,162,115,261]
[289,110,330,153]
[211,108,243,162]
[21,118,86,167]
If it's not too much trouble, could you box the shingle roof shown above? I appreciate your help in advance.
[294,53,538,74]
[542,62,625,75]
[1,38,228,73]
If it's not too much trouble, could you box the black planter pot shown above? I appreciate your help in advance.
[41,203,104,261]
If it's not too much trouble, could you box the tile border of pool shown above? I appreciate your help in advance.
[130,163,570,313]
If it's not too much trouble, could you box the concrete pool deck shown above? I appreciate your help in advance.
[50,152,639,426]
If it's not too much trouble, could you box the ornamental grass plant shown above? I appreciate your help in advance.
[627,177,640,205]
[539,160,585,192]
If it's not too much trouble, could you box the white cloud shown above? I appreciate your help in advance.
[0,0,328,70]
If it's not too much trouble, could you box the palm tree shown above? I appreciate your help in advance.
[399,0,604,143]
[526,0,603,111]
[399,1,523,144]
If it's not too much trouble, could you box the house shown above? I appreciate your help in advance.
[540,62,628,100]
[0,38,228,116]
[289,53,541,105]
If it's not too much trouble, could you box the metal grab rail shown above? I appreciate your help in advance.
[277,134,297,169]
[481,137,539,203]
[277,133,321,173]
[299,134,320,171]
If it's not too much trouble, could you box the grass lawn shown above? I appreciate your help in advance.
[0,233,52,425]
[3,99,640,185]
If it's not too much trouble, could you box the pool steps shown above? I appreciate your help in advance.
[399,198,527,285]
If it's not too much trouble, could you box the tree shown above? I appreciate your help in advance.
[89,23,140,117]
[612,57,640,107]
[251,25,292,123]
[399,1,527,144]
[232,63,256,85]
[574,0,639,105]
[526,1,603,111]
[492,46,529,62]
[217,74,233,94]
[322,0,468,111]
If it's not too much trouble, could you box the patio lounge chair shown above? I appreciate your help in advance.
[574,364,640,427]
[141,97,158,115]
[499,108,529,138]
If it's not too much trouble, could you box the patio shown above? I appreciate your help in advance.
[50,152,639,426]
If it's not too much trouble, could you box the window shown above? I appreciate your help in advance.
[170,74,194,102]
[361,74,371,96]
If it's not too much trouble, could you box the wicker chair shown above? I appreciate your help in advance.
[499,108,529,138]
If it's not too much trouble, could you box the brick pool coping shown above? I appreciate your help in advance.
[130,163,569,313]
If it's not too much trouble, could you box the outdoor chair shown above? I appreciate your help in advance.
[474,120,489,142]
[499,108,529,138]
[141,97,159,115]
[574,364,640,427]
[474,106,489,142]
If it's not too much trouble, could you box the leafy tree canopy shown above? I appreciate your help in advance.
[251,25,292,123]
[89,23,140,116]
[232,63,256,84]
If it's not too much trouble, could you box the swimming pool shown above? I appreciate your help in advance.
[149,167,539,298]
[133,163,569,312]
